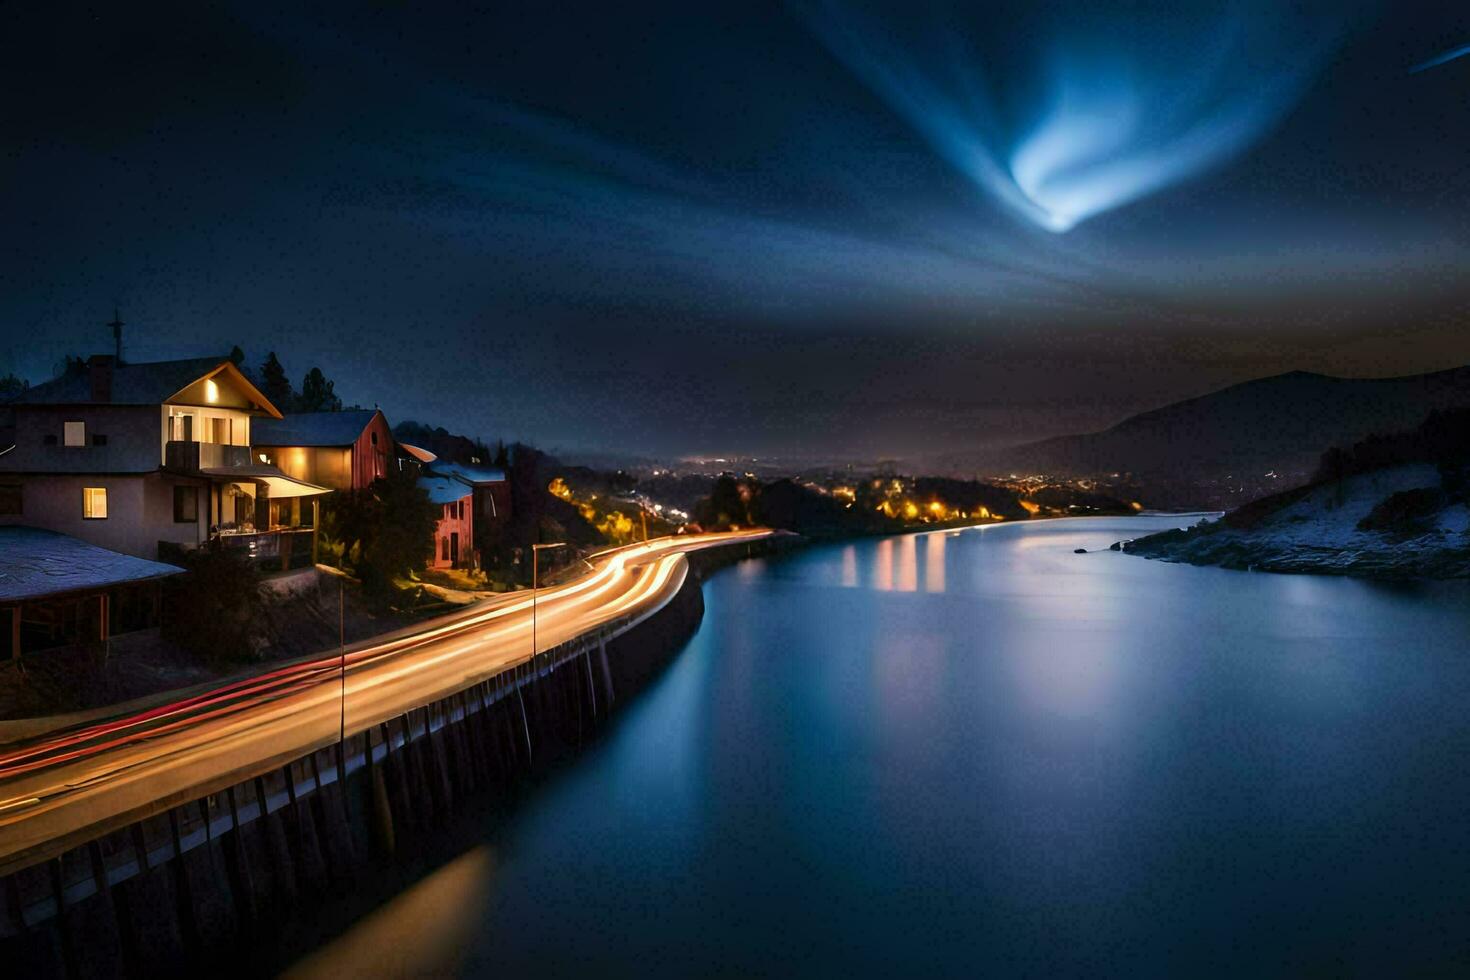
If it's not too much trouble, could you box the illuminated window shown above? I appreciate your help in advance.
[63,421,86,446]
[204,379,219,403]
[171,413,194,442]
[83,487,107,519]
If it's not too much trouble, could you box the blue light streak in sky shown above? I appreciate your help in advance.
[803,2,1350,233]
[1410,43,1470,74]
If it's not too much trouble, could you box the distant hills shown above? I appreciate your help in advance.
[939,365,1470,508]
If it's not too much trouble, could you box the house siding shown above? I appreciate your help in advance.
[254,409,394,491]
[261,445,353,490]
[0,405,160,475]
[429,493,475,569]
[0,472,208,559]
[352,411,394,489]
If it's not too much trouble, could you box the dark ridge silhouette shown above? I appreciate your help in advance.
[940,366,1470,493]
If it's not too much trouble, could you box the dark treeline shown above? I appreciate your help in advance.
[1314,407,1470,485]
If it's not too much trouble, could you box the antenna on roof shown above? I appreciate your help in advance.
[107,308,124,362]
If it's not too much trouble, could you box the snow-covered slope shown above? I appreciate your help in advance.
[1124,463,1470,578]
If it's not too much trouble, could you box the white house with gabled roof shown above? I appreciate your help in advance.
[0,350,330,568]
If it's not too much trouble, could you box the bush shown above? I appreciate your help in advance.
[1356,487,1447,536]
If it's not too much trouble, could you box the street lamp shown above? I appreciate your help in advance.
[531,542,566,663]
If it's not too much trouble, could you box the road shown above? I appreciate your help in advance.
[0,529,775,870]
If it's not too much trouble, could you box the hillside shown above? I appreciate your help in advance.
[940,365,1470,508]
[1123,408,1470,579]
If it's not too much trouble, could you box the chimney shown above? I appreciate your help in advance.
[88,354,114,403]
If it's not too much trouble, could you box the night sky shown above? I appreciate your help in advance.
[3,2,1468,461]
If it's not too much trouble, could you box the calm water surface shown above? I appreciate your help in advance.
[297,517,1470,977]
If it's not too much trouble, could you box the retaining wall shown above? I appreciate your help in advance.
[0,537,791,977]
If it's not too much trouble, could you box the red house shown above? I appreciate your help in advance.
[252,409,394,490]
[419,473,475,569]
[424,460,510,530]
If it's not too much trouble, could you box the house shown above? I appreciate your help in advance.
[423,460,510,530]
[398,444,506,569]
[418,473,475,569]
[252,409,394,491]
[0,351,330,569]
[0,526,184,660]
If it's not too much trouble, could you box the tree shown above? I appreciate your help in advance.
[0,373,27,401]
[326,466,439,606]
[259,352,294,411]
[696,474,752,529]
[228,345,246,368]
[298,366,342,412]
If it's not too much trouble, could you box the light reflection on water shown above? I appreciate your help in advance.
[923,531,945,594]
[283,847,495,979]
[297,517,1470,977]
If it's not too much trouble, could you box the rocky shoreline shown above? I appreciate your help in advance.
[1123,521,1470,579]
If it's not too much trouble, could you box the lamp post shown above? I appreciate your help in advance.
[531,542,566,664]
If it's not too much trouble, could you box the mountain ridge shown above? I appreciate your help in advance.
[939,364,1470,507]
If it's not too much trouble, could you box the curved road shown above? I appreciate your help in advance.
[0,530,775,870]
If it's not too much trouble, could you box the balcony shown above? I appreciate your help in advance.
[160,527,317,573]
[215,527,317,571]
[165,440,253,472]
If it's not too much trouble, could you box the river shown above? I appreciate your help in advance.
[287,516,1470,977]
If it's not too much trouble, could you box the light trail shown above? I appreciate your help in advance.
[0,530,775,868]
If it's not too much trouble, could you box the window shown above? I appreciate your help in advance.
[210,417,230,445]
[173,485,198,523]
[92,433,108,446]
[0,485,20,515]
[63,421,86,446]
[441,538,449,561]
[83,487,107,519]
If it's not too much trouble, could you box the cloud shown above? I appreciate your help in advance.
[801,1,1353,232]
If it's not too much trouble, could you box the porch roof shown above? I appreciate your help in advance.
[199,465,333,498]
[0,527,184,603]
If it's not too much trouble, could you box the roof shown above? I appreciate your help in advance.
[252,409,384,448]
[8,356,282,417]
[418,474,473,505]
[198,465,333,498]
[398,442,437,464]
[427,460,507,485]
[0,527,185,602]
